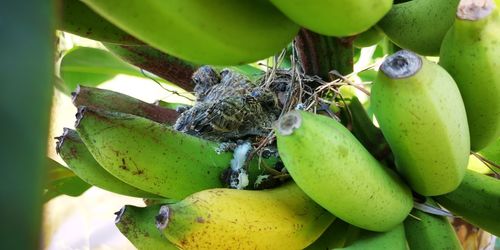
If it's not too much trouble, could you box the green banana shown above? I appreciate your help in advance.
[57,0,142,45]
[55,128,158,198]
[435,170,500,236]
[115,205,178,250]
[102,43,198,91]
[372,50,470,196]
[268,0,392,37]
[378,0,460,55]
[155,182,335,249]
[75,107,269,200]
[353,26,385,48]
[81,0,300,65]
[404,199,462,250]
[275,111,413,232]
[334,224,407,250]
[439,0,500,151]
[72,85,179,125]
[305,219,357,250]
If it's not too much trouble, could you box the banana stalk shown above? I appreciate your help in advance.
[115,205,178,250]
[103,43,198,91]
[72,85,179,125]
[56,128,158,198]
[156,182,335,249]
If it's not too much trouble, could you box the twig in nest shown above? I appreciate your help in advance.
[140,69,195,102]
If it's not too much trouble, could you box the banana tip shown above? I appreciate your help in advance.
[380,50,422,79]
[75,106,88,128]
[457,0,496,20]
[114,206,127,224]
[276,111,302,136]
[155,205,170,230]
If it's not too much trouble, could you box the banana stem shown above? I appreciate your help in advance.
[103,43,198,91]
[72,85,179,125]
[294,28,354,85]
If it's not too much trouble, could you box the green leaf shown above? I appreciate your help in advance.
[44,158,91,202]
[60,46,140,92]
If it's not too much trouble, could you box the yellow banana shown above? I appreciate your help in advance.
[372,50,470,196]
[268,0,392,37]
[435,170,500,236]
[378,0,460,55]
[156,182,335,249]
[439,0,500,151]
[275,111,413,232]
[81,0,300,65]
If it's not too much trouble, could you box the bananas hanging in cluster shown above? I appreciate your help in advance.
[52,0,500,249]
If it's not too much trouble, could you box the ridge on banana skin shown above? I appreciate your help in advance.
[372,50,470,196]
[275,110,413,232]
[155,182,335,250]
[439,0,500,151]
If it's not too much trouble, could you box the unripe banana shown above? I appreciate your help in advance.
[55,128,158,198]
[372,50,470,196]
[155,182,335,249]
[335,223,407,250]
[353,26,385,48]
[439,0,500,151]
[81,0,300,65]
[72,85,179,125]
[435,170,500,236]
[305,219,357,250]
[115,205,178,250]
[378,0,460,55]
[275,111,413,232]
[58,0,142,45]
[102,43,198,91]
[75,107,269,200]
[268,0,392,37]
[404,199,462,250]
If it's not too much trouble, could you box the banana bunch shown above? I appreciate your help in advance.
[52,0,500,248]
